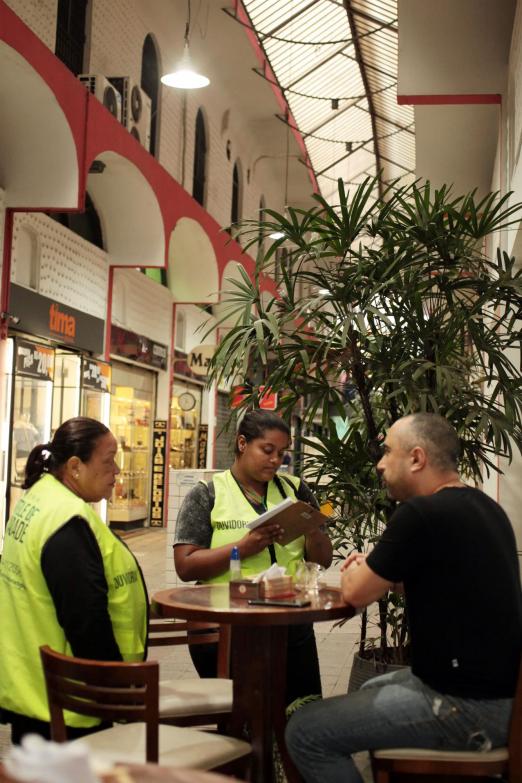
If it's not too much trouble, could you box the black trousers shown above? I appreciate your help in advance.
[189,622,322,707]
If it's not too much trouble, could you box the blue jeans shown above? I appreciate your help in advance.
[285,668,513,783]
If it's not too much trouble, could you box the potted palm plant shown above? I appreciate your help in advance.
[206,176,522,682]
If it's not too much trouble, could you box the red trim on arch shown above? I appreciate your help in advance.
[398,94,502,106]
[0,210,14,340]
[105,266,114,362]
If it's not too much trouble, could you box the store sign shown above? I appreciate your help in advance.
[10,284,105,354]
[230,385,248,409]
[259,385,278,411]
[230,384,278,410]
[173,349,202,381]
[150,420,167,527]
[15,339,54,380]
[82,358,111,393]
[187,344,216,377]
[197,424,208,468]
[111,325,168,371]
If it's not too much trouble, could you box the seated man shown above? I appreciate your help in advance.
[286,412,522,783]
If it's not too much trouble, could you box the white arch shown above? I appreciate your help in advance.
[0,42,78,207]
[87,151,165,266]
[168,217,219,303]
[212,260,250,327]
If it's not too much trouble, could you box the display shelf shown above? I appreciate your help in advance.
[109,385,152,526]
[170,384,201,470]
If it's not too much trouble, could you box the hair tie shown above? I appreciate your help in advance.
[41,445,53,463]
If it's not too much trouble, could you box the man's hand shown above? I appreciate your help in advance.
[341,552,367,572]
[341,552,393,609]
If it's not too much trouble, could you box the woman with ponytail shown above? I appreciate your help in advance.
[0,417,148,744]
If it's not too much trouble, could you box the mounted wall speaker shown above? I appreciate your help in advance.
[78,74,122,123]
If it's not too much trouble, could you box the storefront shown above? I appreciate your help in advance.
[3,284,108,524]
[109,324,168,529]
[171,350,207,470]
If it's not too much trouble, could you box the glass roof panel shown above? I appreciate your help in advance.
[239,0,415,204]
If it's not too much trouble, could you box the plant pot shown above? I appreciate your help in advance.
[347,652,408,693]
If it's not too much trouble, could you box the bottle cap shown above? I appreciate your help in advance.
[231,546,240,561]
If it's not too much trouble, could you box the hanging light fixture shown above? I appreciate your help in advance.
[161,0,209,89]
[269,113,290,240]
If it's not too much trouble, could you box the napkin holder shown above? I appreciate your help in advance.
[229,578,261,599]
[259,575,294,598]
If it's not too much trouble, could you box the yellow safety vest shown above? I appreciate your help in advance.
[0,473,148,727]
[204,470,305,584]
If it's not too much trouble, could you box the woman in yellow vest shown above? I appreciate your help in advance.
[0,417,148,744]
[174,410,333,709]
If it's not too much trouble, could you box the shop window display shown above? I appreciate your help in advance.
[170,384,201,469]
[109,385,152,526]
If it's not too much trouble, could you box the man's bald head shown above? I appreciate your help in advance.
[395,413,460,472]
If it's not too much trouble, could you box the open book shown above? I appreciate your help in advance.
[246,497,330,545]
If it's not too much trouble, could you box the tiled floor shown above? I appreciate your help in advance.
[0,529,373,780]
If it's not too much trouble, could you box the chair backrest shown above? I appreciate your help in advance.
[508,654,522,778]
[148,613,231,678]
[40,646,160,762]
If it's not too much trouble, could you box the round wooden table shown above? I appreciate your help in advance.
[151,584,355,783]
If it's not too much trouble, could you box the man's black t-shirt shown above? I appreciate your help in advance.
[367,487,522,698]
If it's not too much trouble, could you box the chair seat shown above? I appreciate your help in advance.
[159,677,233,718]
[72,722,250,770]
[373,746,509,763]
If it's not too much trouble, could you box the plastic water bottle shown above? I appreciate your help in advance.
[230,546,242,581]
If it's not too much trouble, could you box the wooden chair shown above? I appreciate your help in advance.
[371,656,522,783]
[40,645,250,775]
[148,613,233,728]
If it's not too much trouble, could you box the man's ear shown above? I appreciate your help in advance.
[410,445,427,473]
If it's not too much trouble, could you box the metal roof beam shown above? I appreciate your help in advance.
[285,41,351,90]
[379,154,414,174]
[352,8,398,34]
[343,0,383,197]
[257,0,320,40]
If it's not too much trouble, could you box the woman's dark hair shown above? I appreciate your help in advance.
[235,410,290,455]
[23,417,110,490]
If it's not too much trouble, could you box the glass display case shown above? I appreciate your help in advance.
[109,384,152,526]
[170,383,201,470]
[8,339,54,518]
[52,351,81,434]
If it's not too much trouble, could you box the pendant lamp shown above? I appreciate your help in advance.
[161,0,209,90]
[269,116,291,240]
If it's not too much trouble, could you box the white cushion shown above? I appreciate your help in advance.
[72,722,250,769]
[373,746,509,762]
[159,677,233,718]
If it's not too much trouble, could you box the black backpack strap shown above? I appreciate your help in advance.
[274,473,300,499]
[198,478,215,511]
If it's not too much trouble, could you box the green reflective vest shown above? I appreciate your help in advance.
[204,470,305,584]
[0,474,148,727]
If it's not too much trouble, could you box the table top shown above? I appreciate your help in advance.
[0,763,241,783]
[152,584,355,626]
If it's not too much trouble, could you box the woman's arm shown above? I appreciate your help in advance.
[175,522,282,582]
[174,481,282,581]
[41,518,122,660]
[297,479,333,568]
[304,528,333,568]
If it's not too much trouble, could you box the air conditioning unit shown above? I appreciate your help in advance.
[108,77,152,150]
[78,74,122,123]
